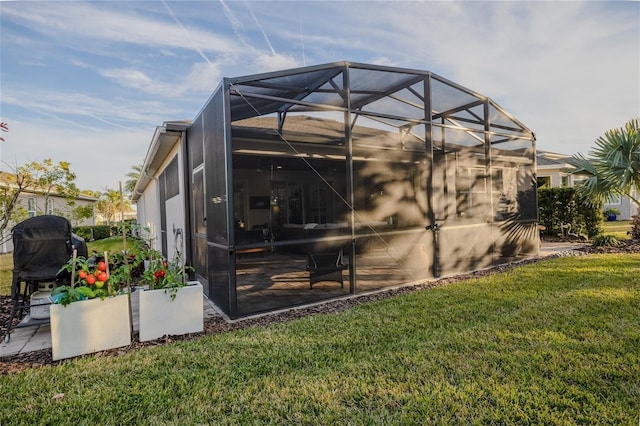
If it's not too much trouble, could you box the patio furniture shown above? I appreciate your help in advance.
[235,229,270,259]
[306,249,348,289]
[3,215,75,342]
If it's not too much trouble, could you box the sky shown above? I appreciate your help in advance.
[1,0,638,192]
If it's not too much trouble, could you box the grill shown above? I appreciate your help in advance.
[3,215,87,342]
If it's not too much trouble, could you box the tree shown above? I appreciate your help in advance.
[567,118,640,207]
[95,188,131,227]
[124,164,143,196]
[0,159,81,237]
[0,121,8,142]
[25,158,80,204]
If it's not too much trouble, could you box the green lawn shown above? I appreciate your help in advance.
[602,220,632,240]
[1,254,639,424]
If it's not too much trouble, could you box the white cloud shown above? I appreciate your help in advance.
[183,62,223,93]
[252,53,299,73]
[1,0,637,191]
[2,2,242,56]
[100,68,156,94]
[1,118,152,191]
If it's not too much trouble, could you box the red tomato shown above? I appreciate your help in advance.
[85,275,96,285]
[94,270,101,277]
[78,270,87,279]
[97,271,108,282]
[97,261,107,272]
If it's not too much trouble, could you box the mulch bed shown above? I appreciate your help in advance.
[2,240,639,375]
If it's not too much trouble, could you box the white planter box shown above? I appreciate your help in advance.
[50,294,132,361]
[138,281,203,342]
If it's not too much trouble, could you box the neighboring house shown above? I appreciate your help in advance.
[536,151,582,188]
[536,150,638,220]
[603,190,638,221]
[94,204,138,226]
[133,61,538,319]
[0,171,97,253]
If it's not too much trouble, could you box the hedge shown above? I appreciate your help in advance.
[73,225,111,241]
[538,187,602,238]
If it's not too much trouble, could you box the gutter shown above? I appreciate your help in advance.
[131,121,189,202]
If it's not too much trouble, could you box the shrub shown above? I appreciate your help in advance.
[73,225,111,241]
[592,234,620,247]
[538,187,603,238]
[630,206,640,240]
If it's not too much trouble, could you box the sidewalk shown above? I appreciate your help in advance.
[538,241,588,256]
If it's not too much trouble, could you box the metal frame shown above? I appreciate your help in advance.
[188,61,536,319]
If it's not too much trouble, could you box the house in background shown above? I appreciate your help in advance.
[536,151,580,188]
[602,190,638,221]
[133,61,538,319]
[0,171,97,253]
[536,150,638,220]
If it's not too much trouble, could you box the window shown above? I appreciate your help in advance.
[46,199,54,215]
[561,175,569,187]
[271,181,303,225]
[27,198,36,218]
[164,156,180,200]
[456,167,488,218]
[536,176,551,188]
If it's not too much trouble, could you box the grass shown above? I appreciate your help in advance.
[602,220,632,240]
[0,236,134,296]
[1,253,639,424]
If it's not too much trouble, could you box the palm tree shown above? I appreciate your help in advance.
[567,118,640,207]
[124,164,143,195]
[96,188,132,226]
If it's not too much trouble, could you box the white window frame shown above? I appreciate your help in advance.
[27,197,36,218]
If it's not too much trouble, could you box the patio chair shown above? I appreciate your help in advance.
[3,215,74,342]
[306,249,348,289]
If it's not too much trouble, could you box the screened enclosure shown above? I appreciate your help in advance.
[186,62,537,319]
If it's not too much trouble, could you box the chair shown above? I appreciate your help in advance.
[3,215,74,341]
[306,249,348,289]
[235,229,269,259]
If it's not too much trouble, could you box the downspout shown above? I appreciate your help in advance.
[179,130,194,278]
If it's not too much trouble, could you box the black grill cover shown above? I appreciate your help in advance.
[12,215,73,281]
[71,233,88,258]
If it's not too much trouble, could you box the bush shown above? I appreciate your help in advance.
[538,187,603,238]
[73,225,111,241]
[592,234,620,247]
[631,206,640,240]
[110,219,137,237]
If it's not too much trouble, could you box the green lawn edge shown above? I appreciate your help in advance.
[1,253,639,424]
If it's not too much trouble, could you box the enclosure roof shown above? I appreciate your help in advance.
[225,61,534,140]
